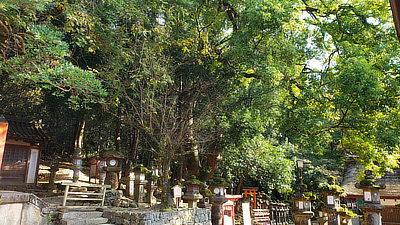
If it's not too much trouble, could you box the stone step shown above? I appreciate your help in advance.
[60,211,104,220]
[60,217,110,225]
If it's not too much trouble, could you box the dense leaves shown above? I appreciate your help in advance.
[1,0,400,201]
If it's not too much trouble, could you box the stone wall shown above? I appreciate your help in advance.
[103,208,211,225]
[0,191,50,225]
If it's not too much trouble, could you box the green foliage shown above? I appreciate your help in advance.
[221,134,294,195]
[1,0,400,204]
[318,182,346,196]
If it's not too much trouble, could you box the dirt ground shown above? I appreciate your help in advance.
[37,159,91,184]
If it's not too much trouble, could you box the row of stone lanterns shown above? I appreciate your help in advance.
[293,159,386,225]
[123,164,160,204]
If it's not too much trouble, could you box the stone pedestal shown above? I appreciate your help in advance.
[134,171,147,203]
[123,170,135,197]
[361,203,384,225]
[145,179,157,204]
[340,216,353,225]
[210,196,228,225]
[46,160,59,189]
[104,167,121,190]
[293,211,314,225]
[327,211,340,225]
[318,217,328,225]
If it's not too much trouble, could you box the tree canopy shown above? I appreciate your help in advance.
[1,0,400,201]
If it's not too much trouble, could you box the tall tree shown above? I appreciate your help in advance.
[285,0,400,177]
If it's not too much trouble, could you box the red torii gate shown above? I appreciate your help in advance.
[242,187,258,209]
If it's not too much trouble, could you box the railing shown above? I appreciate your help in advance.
[61,181,111,206]
[268,203,291,225]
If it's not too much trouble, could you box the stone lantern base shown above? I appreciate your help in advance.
[292,211,314,225]
[182,193,203,208]
[362,203,385,225]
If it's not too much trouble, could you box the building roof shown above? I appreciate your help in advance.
[2,115,50,144]
[341,157,400,198]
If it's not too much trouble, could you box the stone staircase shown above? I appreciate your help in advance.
[59,208,114,225]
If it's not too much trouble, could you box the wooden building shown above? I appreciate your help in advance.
[0,115,49,184]
[341,156,400,224]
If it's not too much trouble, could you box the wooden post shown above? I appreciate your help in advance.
[62,185,70,207]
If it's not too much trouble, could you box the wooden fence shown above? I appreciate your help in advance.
[382,206,400,225]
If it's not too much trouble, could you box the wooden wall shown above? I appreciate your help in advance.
[382,206,400,224]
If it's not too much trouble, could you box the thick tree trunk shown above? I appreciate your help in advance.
[205,134,222,180]
[236,174,245,195]
[185,118,201,177]
[186,143,201,177]
[161,156,174,206]
[72,117,85,155]
[72,117,85,182]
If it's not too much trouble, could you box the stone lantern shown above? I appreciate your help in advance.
[182,176,203,208]
[292,160,314,225]
[292,191,314,225]
[319,176,345,225]
[199,183,213,209]
[102,152,124,190]
[145,166,159,204]
[355,170,386,225]
[209,169,228,225]
[122,164,135,197]
[316,201,329,225]
[317,210,329,225]
[133,164,148,203]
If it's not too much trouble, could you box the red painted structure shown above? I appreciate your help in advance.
[223,194,242,225]
[243,188,258,209]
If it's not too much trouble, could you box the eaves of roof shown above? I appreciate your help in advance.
[3,116,50,144]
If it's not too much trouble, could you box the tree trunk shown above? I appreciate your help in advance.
[161,156,174,206]
[205,133,222,180]
[130,129,139,164]
[115,106,122,152]
[236,174,245,195]
[72,116,85,182]
[186,144,201,177]
[72,117,85,155]
[185,118,201,177]
[176,146,183,182]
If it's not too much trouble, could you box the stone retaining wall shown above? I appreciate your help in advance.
[103,208,211,225]
[0,191,51,225]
